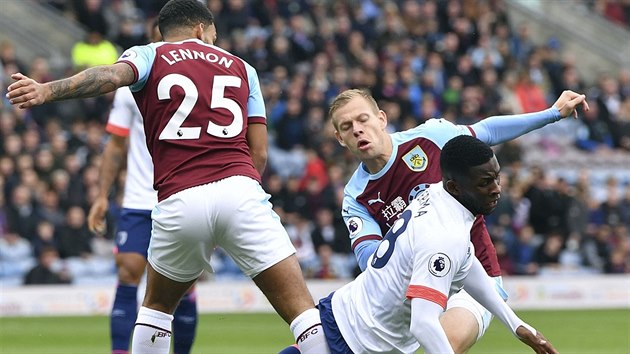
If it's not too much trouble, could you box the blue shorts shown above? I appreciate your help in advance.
[318,292,354,354]
[115,208,152,258]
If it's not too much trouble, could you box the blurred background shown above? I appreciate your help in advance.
[0,0,629,303]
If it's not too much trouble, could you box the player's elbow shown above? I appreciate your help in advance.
[409,317,433,343]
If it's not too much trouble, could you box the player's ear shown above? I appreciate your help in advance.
[445,179,460,196]
[378,110,388,130]
[193,23,204,40]
[334,131,347,147]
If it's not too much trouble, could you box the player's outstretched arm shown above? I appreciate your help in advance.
[410,298,454,354]
[552,89,590,119]
[6,62,134,109]
[463,259,558,354]
[470,89,589,146]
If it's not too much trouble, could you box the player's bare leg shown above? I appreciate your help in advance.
[253,254,330,354]
[130,264,196,354]
[440,307,479,354]
[253,254,314,323]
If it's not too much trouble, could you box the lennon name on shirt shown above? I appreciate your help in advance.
[160,48,234,68]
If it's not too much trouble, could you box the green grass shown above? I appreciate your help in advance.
[1,309,628,353]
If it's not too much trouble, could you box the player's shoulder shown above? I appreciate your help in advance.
[344,165,371,198]
[393,118,469,148]
[120,42,158,59]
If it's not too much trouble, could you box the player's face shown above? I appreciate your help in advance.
[455,156,501,216]
[333,96,388,161]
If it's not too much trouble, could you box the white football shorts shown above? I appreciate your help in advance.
[446,276,507,341]
[148,175,296,282]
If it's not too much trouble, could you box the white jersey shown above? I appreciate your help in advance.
[332,183,476,354]
[106,87,157,210]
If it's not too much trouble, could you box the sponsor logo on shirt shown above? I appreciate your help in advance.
[408,183,431,203]
[428,253,451,277]
[402,145,428,172]
[368,192,384,205]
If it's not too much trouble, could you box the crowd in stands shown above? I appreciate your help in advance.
[1,0,629,286]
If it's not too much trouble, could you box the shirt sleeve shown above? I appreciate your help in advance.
[244,62,266,125]
[116,44,157,92]
[400,118,473,149]
[409,298,454,354]
[342,194,383,271]
[405,224,456,310]
[470,107,561,145]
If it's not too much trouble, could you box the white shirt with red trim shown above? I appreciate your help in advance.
[331,183,475,354]
[106,87,157,210]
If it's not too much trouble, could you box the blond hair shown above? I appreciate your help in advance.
[328,88,379,130]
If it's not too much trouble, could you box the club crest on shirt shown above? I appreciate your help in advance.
[402,145,428,172]
[428,253,451,277]
[347,217,363,237]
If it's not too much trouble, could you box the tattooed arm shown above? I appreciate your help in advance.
[6,63,134,109]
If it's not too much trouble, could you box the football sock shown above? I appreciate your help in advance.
[111,284,138,353]
[290,308,330,354]
[278,344,301,354]
[131,306,173,354]
[172,291,198,354]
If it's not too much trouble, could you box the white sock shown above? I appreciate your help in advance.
[290,308,330,354]
[131,306,174,354]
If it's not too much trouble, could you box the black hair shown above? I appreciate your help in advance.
[440,135,494,180]
[158,0,214,37]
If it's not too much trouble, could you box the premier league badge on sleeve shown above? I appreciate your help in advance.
[120,50,138,60]
[347,217,363,237]
[428,253,451,277]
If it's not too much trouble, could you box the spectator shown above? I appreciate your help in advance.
[71,30,119,69]
[0,232,35,278]
[56,206,92,259]
[23,246,71,285]
[510,225,540,275]
[534,231,564,271]
[6,184,40,241]
[582,224,613,272]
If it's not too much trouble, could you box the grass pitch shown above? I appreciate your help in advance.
[1,309,628,353]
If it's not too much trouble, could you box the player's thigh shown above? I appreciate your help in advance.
[149,188,217,283]
[215,176,296,278]
[115,208,152,283]
[446,289,491,342]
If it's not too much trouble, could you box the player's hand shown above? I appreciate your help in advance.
[553,90,590,119]
[516,325,558,354]
[6,73,48,109]
[88,196,109,235]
